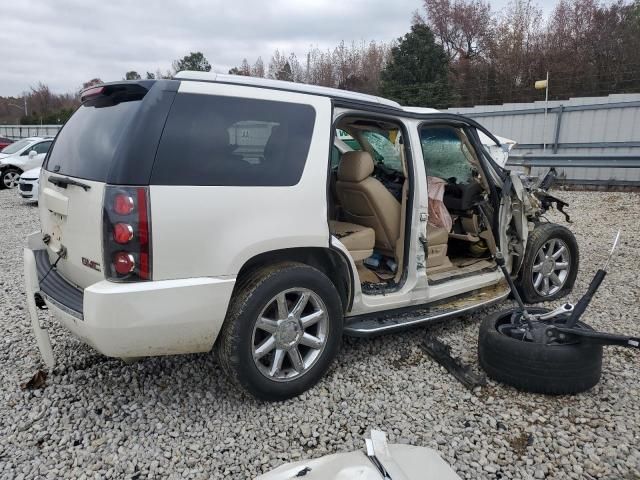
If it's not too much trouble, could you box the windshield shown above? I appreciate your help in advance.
[361,130,403,172]
[1,139,31,154]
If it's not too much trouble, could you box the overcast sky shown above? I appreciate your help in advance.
[1,0,558,97]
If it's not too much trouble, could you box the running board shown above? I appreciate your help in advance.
[344,281,510,337]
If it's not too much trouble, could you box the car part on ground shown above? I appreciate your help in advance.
[478,308,603,394]
[421,335,486,390]
[256,429,461,480]
[479,231,638,394]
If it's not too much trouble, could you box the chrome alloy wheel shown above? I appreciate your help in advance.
[251,288,329,382]
[3,171,20,189]
[532,238,571,296]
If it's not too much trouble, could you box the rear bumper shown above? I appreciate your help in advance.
[24,233,235,364]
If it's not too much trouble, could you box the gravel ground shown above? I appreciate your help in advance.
[1,188,639,480]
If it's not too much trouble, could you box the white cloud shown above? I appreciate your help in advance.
[0,0,416,96]
[1,0,559,96]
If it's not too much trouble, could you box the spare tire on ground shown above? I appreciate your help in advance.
[478,308,603,395]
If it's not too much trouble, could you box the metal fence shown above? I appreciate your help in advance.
[449,93,640,186]
[3,94,640,187]
[506,155,640,188]
[0,125,61,140]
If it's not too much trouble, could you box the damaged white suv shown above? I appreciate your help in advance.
[25,73,577,400]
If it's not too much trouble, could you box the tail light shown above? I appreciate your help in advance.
[103,186,152,281]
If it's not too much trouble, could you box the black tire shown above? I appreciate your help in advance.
[1,167,22,190]
[217,262,343,401]
[478,308,602,394]
[516,223,579,303]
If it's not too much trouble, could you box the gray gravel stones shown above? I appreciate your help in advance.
[1,189,639,479]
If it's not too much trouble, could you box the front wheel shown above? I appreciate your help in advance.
[217,262,343,401]
[516,223,579,303]
[1,168,22,189]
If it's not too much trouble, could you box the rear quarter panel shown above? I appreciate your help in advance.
[151,82,333,280]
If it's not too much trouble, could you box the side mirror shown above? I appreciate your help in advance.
[28,150,37,159]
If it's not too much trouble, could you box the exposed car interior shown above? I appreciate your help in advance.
[419,125,497,283]
[329,117,409,293]
[329,119,498,294]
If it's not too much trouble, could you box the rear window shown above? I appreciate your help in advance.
[45,99,141,181]
[151,94,316,186]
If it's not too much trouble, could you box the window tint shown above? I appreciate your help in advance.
[46,99,142,181]
[151,94,316,186]
[420,126,474,182]
[32,141,52,155]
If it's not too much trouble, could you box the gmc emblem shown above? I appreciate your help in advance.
[82,257,102,272]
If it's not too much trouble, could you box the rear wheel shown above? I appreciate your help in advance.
[516,223,579,303]
[1,168,22,189]
[478,308,602,394]
[217,262,343,401]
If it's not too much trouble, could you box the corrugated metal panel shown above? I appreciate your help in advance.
[448,93,640,183]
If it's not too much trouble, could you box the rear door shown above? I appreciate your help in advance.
[39,82,173,288]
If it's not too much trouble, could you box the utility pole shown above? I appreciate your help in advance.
[535,72,550,152]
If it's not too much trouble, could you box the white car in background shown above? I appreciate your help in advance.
[0,137,52,189]
[18,167,40,202]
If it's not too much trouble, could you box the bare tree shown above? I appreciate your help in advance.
[417,0,493,61]
[252,57,265,77]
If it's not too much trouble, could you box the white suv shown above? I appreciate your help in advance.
[0,137,52,189]
[25,73,578,400]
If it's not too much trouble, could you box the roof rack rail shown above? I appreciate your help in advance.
[174,71,402,108]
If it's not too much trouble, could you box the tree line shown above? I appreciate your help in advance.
[0,53,212,125]
[226,0,640,107]
[1,0,639,125]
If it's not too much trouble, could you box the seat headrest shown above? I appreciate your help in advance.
[338,151,375,182]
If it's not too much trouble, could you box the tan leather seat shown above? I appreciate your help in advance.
[426,223,451,269]
[335,152,401,256]
[329,221,375,261]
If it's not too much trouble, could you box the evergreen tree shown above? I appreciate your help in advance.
[380,24,453,108]
[172,52,212,73]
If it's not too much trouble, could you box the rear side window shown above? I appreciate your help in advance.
[46,99,141,181]
[151,94,316,186]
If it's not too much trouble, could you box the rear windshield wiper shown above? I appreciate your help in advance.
[48,175,91,191]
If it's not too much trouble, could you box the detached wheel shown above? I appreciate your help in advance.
[217,262,343,401]
[1,168,22,189]
[478,308,602,394]
[516,223,579,303]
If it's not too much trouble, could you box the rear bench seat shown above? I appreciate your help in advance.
[329,221,375,261]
